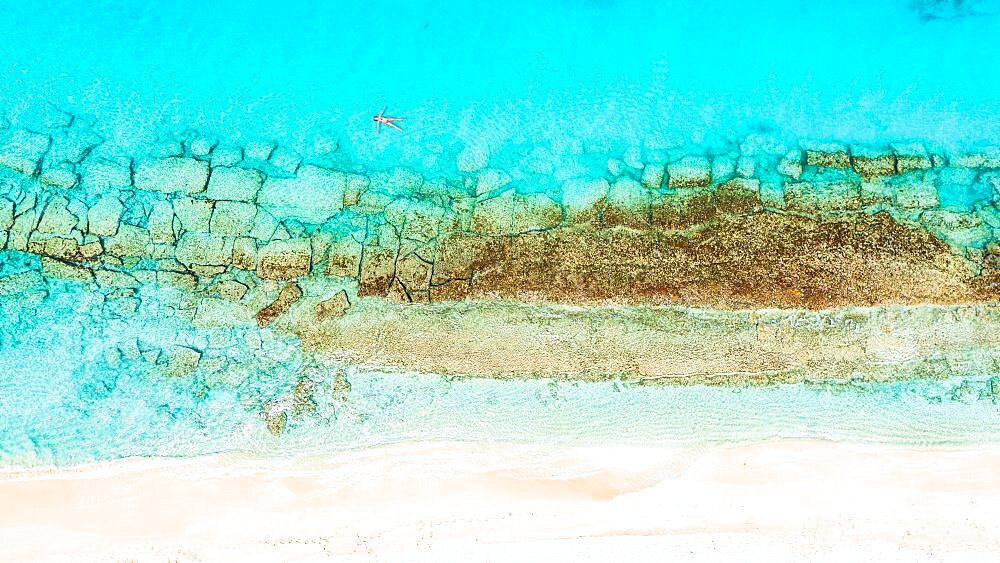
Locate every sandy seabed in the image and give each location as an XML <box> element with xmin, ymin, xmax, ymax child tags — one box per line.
<box><xmin>1</xmin><ymin>440</ymin><xmax>999</xmax><ymax>562</ymax></box>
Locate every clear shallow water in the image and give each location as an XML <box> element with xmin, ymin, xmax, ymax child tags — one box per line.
<box><xmin>3</xmin><ymin>1</ymin><xmax>1000</xmax><ymax>465</ymax></box>
<box><xmin>1</xmin><ymin>275</ymin><xmax>999</xmax><ymax>468</ymax></box>
<box><xmin>4</xmin><ymin>0</ymin><xmax>1000</xmax><ymax>167</ymax></box>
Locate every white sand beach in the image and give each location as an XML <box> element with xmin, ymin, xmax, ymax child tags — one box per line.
<box><xmin>2</xmin><ymin>440</ymin><xmax>999</xmax><ymax>562</ymax></box>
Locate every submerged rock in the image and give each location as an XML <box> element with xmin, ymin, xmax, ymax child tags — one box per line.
<box><xmin>0</xmin><ymin>130</ymin><xmax>50</xmax><ymax>176</ymax></box>
<box><xmin>189</xmin><ymin>135</ymin><xmax>218</xmax><ymax>158</ymax></box>
<box><xmin>269</xmin><ymin>146</ymin><xmax>302</xmax><ymax>175</ymax></box>
<box><xmin>264</xmin><ymin>404</ymin><xmax>287</xmax><ymax>436</ymax></box>
<box><xmin>173</xmin><ymin>198</ymin><xmax>214</xmax><ymax>233</ymax></box>
<box><xmin>175</xmin><ymin>233</ymin><xmax>232</xmax><ymax>267</ymax></box>
<box><xmin>211</xmin><ymin>146</ymin><xmax>242</xmax><ymax>167</ymax></box>
<box><xmin>27</xmin><ymin>234</ymin><xmax>102</xmax><ymax>262</ymax></box>
<box><xmin>332</xmin><ymin>371</ymin><xmax>352</xmax><ymax>395</ymax></box>
<box><xmin>39</xmin><ymin>165</ymin><xmax>79</xmax><ymax>189</ymax></box>
<box><xmin>474</xmin><ymin>168</ymin><xmax>511</xmax><ymax>196</ymax></box>
<box><xmin>257</xmin><ymin>165</ymin><xmax>352</xmax><ymax>224</ymax></box>
<box><xmin>640</xmin><ymin>163</ymin><xmax>665</xmax><ymax>189</ymax></box>
<box><xmin>604</xmin><ymin>177</ymin><xmax>650</xmax><ymax>227</ymax></box>
<box><xmin>147</xmin><ymin>140</ymin><xmax>183</xmax><ymax>159</ymax></box>
<box><xmin>911</xmin><ymin>0</ymin><xmax>1000</xmax><ymax>21</ymax></box>
<box><xmin>890</xmin><ymin>142</ymin><xmax>932</xmax><ymax>174</ymax></box>
<box><xmin>851</xmin><ymin>145</ymin><xmax>897</xmax><ymax>179</ymax></box>
<box><xmin>513</xmin><ymin>193</ymin><xmax>563</xmax><ymax>233</ymax></box>
<box><xmin>156</xmin><ymin>270</ymin><xmax>197</xmax><ymax>290</ymax></box>
<box><xmin>937</xmin><ymin>166</ymin><xmax>978</xmax><ymax>186</ymax></box>
<box><xmin>784</xmin><ymin>181</ymin><xmax>861</xmax><ymax>212</ymax></box>
<box><xmin>95</xmin><ymin>269</ymin><xmax>139</xmax><ymax>289</ymax></box>
<box><xmin>894</xmin><ymin>181</ymin><xmax>939</xmax><ymax>209</ymax></box>
<box><xmin>205</xmin><ymin>166</ymin><xmax>262</xmax><ymax>202</ymax></box>
<box><xmin>736</xmin><ymin>156</ymin><xmax>756</xmax><ymax>178</ymax></box>
<box><xmin>315</xmin><ymin>289</ymin><xmax>351</xmax><ymax>320</ymax></box>
<box><xmin>209</xmin><ymin>201</ymin><xmax>257</xmax><ymax>237</ymax></box>
<box><xmin>36</xmin><ymin>197</ymin><xmax>79</xmax><ymax>235</ymax></box>
<box><xmin>951</xmin><ymin>147</ymin><xmax>1000</xmax><ymax>169</ymax></box>
<box><xmin>324</xmin><ymin>237</ymin><xmax>363</xmax><ymax>277</ymax></box>
<box><xmin>213</xmin><ymin>279</ymin><xmax>249</xmax><ymax>301</ymax></box>
<box><xmin>920</xmin><ymin>209</ymin><xmax>992</xmax><ymax>249</ymax></box>
<box><xmin>370</xmin><ymin>167</ymin><xmax>424</xmax><ymax>195</ymax></box>
<box><xmin>147</xmin><ymin>201</ymin><xmax>177</xmax><ymax>243</ymax></box>
<box><xmin>7</xmin><ymin>114</ymin><xmax>1000</xmax><ymax>380</ymax></box>
<box><xmin>232</xmin><ymin>237</ymin><xmax>259</xmax><ymax>270</ymax></box>
<box><xmin>801</xmin><ymin>140</ymin><xmax>851</xmax><ymax>169</ymax></box>
<box><xmin>163</xmin><ymin>345</ymin><xmax>201</xmax><ymax>377</ymax></box>
<box><xmin>0</xmin><ymin>198</ymin><xmax>14</xmax><ymax>231</ymax></box>
<box><xmin>711</xmin><ymin>155</ymin><xmax>737</xmax><ymax>184</ymax></box>
<box><xmin>776</xmin><ymin>150</ymin><xmax>803</xmax><ymax>179</ymax></box>
<box><xmin>292</xmin><ymin>378</ymin><xmax>318</xmax><ymax>415</ymax></box>
<box><xmin>88</xmin><ymin>195</ymin><xmax>125</xmax><ymax>237</ymax></box>
<box><xmin>192</xmin><ymin>297</ymin><xmax>254</xmax><ymax>328</ymax></box>
<box><xmin>243</xmin><ymin>140</ymin><xmax>276</xmax><ymax>163</ymax></box>
<box><xmin>623</xmin><ymin>146</ymin><xmax>643</xmax><ymax>169</ymax></box>
<box><xmin>257</xmin><ymin>238</ymin><xmax>312</xmax><ymax>280</ymax></box>
<box><xmin>562</xmin><ymin>178</ymin><xmax>609</xmax><ymax>222</ymax></box>
<box><xmin>256</xmin><ymin>281</ymin><xmax>304</xmax><ymax>328</ymax></box>
<box><xmin>606</xmin><ymin>158</ymin><xmax>626</xmax><ymax>177</ymax></box>
<box><xmin>104</xmin><ymin>224</ymin><xmax>151</xmax><ymax>258</ymax></box>
<box><xmin>134</xmin><ymin>157</ymin><xmax>209</xmax><ymax>194</ymax></box>
<box><xmin>48</xmin><ymin>126</ymin><xmax>103</xmax><ymax>165</ymax></box>
<box><xmin>41</xmin><ymin>257</ymin><xmax>93</xmax><ymax>283</ymax></box>
<box><xmin>8</xmin><ymin>208</ymin><xmax>39</xmax><ymax>252</ymax></box>
<box><xmin>667</xmin><ymin>156</ymin><xmax>712</xmax><ymax>188</ymax></box>
<box><xmin>471</xmin><ymin>190</ymin><xmax>515</xmax><ymax>236</ymax></box>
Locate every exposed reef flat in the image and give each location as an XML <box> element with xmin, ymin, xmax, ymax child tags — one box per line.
<box><xmin>298</xmin><ymin>299</ymin><xmax>1000</xmax><ymax>384</ymax></box>
<box><xmin>2</xmin><ymin>113</ymin><xmax>1000</xmax><ymax>396</ymax></box>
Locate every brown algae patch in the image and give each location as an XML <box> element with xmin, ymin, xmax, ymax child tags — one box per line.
<box><xmin>427</xmin><ymin>210</ymin><xmax>992</xmax><ymax>309</ymax></box>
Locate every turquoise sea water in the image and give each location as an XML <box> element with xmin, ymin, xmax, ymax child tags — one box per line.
<box><xmin>4</xmin><ymin>1</ymin><xmax>1000</xmax><ymax>165</ymax></box>
<box><xmin>1</xmin><ymin>274</ymin><xmax>999</xmax><ymax>468</ymax></box>
<box><xmin>3</xmin><ymin>0</ymin><xmax>1000</xmax><ymax>465</ymax></box>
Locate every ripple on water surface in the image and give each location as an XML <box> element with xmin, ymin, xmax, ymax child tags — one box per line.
<box><xmin>3</xmin><ymin>1</ymin><xmax>1000</xmax><ymax>467</ymax></box>
<box><xmin>3</xmin><ymin>281</ymin><xmax>1000</xmax><ymax>468</ymax></box>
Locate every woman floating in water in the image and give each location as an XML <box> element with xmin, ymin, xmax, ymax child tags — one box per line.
<box><xmin>374</xmin><ymin>106</ymin><xmax>404</xmax><ymax>134</ymax></box>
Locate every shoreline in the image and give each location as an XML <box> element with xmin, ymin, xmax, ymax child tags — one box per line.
<box><xmin>3</xmin><ymin>440</ymin><xmax>1000</xmax><ymax>561</ymax></box>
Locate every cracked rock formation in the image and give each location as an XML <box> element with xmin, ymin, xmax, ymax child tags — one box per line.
<box><xmin>2</xmin><ymin>112</ymin><xmax>1000</xmax><ymax>387</ymax></box>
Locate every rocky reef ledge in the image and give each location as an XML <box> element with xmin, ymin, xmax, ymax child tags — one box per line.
<box><xmin>2</xmin><ymin>111</ymin><xmax>1000</xmax><ymax>391</ymax></box>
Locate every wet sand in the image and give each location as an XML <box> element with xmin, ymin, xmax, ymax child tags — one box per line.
<box><xmin>2</xmin><ymin>440</ymin><xmax>999</xmax><ymax>562</ymax></box>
